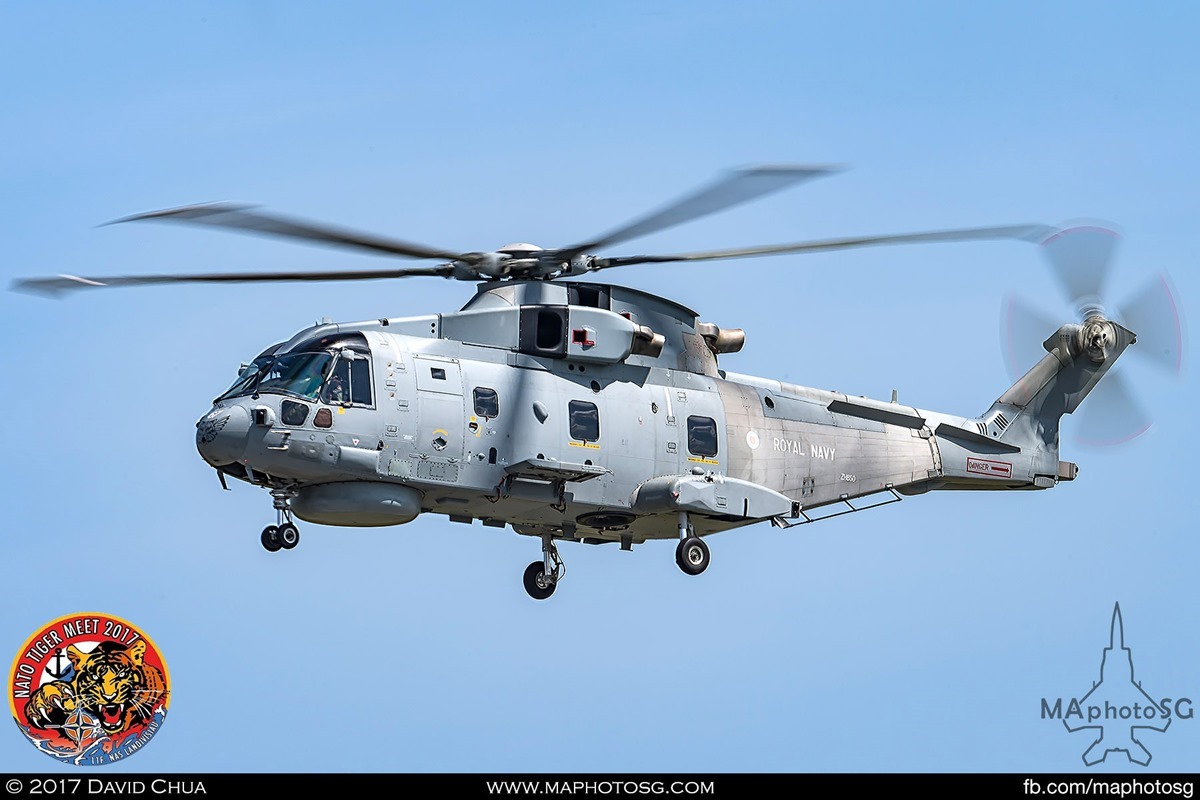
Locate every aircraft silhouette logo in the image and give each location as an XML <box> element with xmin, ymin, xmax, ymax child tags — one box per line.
<box><xmin>1042</xmin><ymin>603</ymin><xmax>1194</xmax><ymax>766</ymax></box>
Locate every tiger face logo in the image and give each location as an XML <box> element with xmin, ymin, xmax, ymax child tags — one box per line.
<box><xmin>8</xmin><ymin>613</ymin><xmax>170</xmax><ymax>765</ymax></box>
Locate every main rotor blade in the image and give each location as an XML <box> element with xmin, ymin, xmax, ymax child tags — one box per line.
<box><xmin>1040</xmin><ymin>225</ymin><xmax>1119</xmax><ymax>310</ymax></box>
<box><xmin>560</xmin><ymin>165</ymin><xmax>836</xmax><ymax>258</ymax></box>
<box><xmin>113</xmin><ymin>203</ymin><xmax>471</xmax><ymax>263</ymax></box>
<box><xmin>596</xmin><ymin>224</ymin><xmax>1056</xmax><ymax>270</ymax></box>
<box><xmin>1117</xmin><ymin>273</ymin><xmax>1185</xmax><ymax>374</ymax></box>
<box><xmin>12</xmin><ymin>266</ymin><xmax>454</xmax><ymax>297</ymax></box>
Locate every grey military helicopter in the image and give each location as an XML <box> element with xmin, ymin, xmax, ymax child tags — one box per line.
<box><xmin>16</xmin><ymin>166</ymin><xmax>1180</xmax><ymax>599</ymax></box>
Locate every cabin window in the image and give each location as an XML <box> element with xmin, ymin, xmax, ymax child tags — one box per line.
<box><xmin>568</xmin><ymin>400</ymin><xmax>600</xmax><ymax>442</ymax></box>
<box><xmin>473</xmin><ymin>387</ymin><xmax>499</xmax><ymax>418</ymax></box>
<box><xmin>687</xmin><ymin>415</ymin><xmax>718</xmax><ymax>457</ymax></box>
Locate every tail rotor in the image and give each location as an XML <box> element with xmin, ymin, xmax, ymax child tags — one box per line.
<box><xmin>1000</xmin><ymin>225</ymin><xmax>1184</xmax><ymax>446</ymax></box>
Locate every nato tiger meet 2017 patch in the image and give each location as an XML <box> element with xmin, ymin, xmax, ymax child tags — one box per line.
<box><xmin>8</xmin><ymin>613</ymin><xmax>170</xmax><ymax>765</ymax></box>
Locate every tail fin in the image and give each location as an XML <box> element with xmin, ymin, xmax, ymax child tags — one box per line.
<box><xmin>981</xmin><ymin>317</ymin><xmax>1136</xmax><ymax>457</ymax></box>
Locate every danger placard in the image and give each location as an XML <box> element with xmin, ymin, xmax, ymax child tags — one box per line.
<box><xmin>967</xmin><ymin>457</ymin><xmax>1013</xmax><ymax>478</ymax></box>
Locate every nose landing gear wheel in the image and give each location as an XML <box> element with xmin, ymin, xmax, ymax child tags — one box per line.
<box><xmin>264</xmin><ymin>489</ymin><xmax>300</xmax><ymax>553</ymax></box>
<box><xmin>675</xmin><ymin>536</ymin><xmax>710</xmax><ymax>575</ymax></box>
<box><xmin>523</xmin><ymin>561</ymin><xmax>557</xmax><ymax>600</ymax></box>
<box><xmin>261</xmin><ymin>525</ymin><xmax>282</xmax><ymax>552</ymax></box>
<box><xmin>278</xmin><ymin>523</ymin><xmax>300</xmax><ymax>550</ymax></box>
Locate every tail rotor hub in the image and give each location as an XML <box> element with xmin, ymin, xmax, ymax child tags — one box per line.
<box><xmin>1078</xmin><ymin>316</ymin><xmax>1113</xmax><ymax>363</ymax></box>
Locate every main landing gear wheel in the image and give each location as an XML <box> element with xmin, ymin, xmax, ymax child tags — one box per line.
<box><xmin>675</xmin><ymin>537</ymin><xmax>710</xmax><ymax>576</ymax></box>
<box><xmin>278</xmin><ymin>523</ymin><xmax>300</xmax><ymax>550</ymax></box>
<box><xmin>261</xmin><ymin>525</ymin><xmax>282</xmax><ymax>553</ymax></box>
<box><xmin>523</xmin><ymin>561</ymin><xmax>557</xmax><ymax>600</ymax></box>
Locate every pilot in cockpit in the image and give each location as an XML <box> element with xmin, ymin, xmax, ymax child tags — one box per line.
<box><xmin>325</xmin><ymin>372</ymin><xmax>347</xmax><ymax>404</ymax></box>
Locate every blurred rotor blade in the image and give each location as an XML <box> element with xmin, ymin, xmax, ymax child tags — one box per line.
<box><xmin>1040</xmin><ymin>226</ymin><xmax>1119</xmax><ymax>309</ymax></box>
<box><xmin>1117</xmin><ymin>273</ymin><xmax>1185</xmax><ymax>374</ymax></box>
<box><xmin>597</xmin><ymin>224</ymin><xmax>1056</xmax><ymax>270</ymax></box>
<box><xmin>1001</xmin><ymin>294</ymin><xmax>1060</xmax><ymax>381</ymax></box>
<box><xmin>12</xmin><ymin>266</ymin><xmax>455</xmax><ymax>297</ymax></box>
<box><xmin>1072</xmin><ymin>370</ymin><xmax>1153</xmax><ymax>447</ymax></box>
<box><xmin>112</xmin><ymin>203</ymin><xmax>471</xmax><ymax>262</ymax></box>
<box><xmin>560</xmin><ymin>165</ymin><xmax>836</xmax><ymax>258</ymax></box>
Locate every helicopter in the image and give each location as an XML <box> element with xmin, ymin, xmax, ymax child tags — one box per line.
<box><xmin>15</xmin><ymin>165</ymin><xmax>1178</xmax><ymax>600</ymax></box>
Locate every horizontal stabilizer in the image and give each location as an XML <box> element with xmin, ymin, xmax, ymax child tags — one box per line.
<box><xmin>828</xmin><ymin>399</ymin><xmax>926</xmax><ymax>429</ymax></box>
<box><xmin>935</xmin><ymin>423</ymin><xmax>1021</xmax><ymax>453</ymax></box>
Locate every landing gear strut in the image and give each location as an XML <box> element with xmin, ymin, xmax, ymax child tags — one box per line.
<box><xmin>262</xmin><ymin>489</ymin><xmax>300</xmax><ymax>553</ymax></box>
<box><xmin>674</xmin><ymin>512</ymin><xmax>710</xmax><ymax>575</ymax></box>
<box><xmin>523</xmin><ymin>534</ymin><xmax>566</xmax><ymax>600</ymax></box>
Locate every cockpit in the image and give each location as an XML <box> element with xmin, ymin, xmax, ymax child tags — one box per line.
<box><xmin>218</xmin><ymin>333</ymin><xmax>373</xmax><ymax>407</ymax></box>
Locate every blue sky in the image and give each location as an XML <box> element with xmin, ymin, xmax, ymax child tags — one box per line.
<box><xmin>2</xmin><ymin>2</ymin><xmax>1197</xmax><ymax>772</ymax></box>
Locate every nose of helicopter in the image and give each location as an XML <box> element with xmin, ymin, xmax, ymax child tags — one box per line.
<box><xmin>196</xmin><ymin>405</ymin><xmax>251</xmax><ymax>466</ymax></box>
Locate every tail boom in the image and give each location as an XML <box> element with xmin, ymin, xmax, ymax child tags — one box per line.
<box><xmin>916</xmin><ymin>316</ymin><xmax>1135</xmax><ymax>493</ymax></box>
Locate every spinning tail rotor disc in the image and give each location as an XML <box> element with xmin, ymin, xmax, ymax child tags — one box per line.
<box><xmin>1001</xmin><ymin>225</ymin><xmax>1184</xmax><ymax>446</ymax></box>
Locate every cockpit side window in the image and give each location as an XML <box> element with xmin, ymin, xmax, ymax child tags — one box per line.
<box><xmin>321</xmin><ymin>355</ymin><xmax>373</xmax><ymax>407</ymax></box>
<box><xmin>350</xmin><ymin>358</ymin><xmax>372</xmax><ymax>406</ymax></box>
<box><xmin>322</xmin><ymin>359</ymin><xmax>351</xmax><ymax>404</ymax></box>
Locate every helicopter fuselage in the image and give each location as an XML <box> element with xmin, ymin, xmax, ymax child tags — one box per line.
<box><xmin>196</xmin><ymin>280</ymin><xmax>1122</xmax><ymax>548</ymax></box>
<box><xmin>17</xmin><ymin>167</ymin><xmax>1148</xmax><ymax>599</ymax></box>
